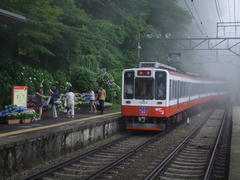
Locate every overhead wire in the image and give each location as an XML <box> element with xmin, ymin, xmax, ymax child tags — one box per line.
<box><xmin>238</xmin><ymin>0</ymin><xmax>240</xmax><ymax>22</ymax></box>
<box><xmin>191</xmin><ymin>0</ymin><xmax>208</xmax><ymax>36</ymax></box>
<box><xmin>183</xmin><ymin>0</ymin><xmax>206</xmax><ymax>37</ymax></box>
<box><xmin>234</xmin><ymin>0</ymin><xmax>236</xmax><ymax>22</ymax></box>
<box><xmin>215</xmin><ymin>0</ymin><xmax>223</xmax><ymax>22</ymax></box>
<box><xmin>228</xmin><ymin>0</ymin><xmax>231</xmax><ymax>21</ymax></box>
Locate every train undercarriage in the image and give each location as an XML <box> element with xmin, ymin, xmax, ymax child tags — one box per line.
<box><xmin>124</xmin><ymin>110</ymin><xmax>190</xmax><ymax>131</ymax></box>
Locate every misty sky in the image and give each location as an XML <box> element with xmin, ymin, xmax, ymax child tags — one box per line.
<box><xmin>178</xmin><ymin>0</ymin><xmax>238</xmax><ymax>37</ymax></box>
<box><xmin>176</xmin><ymin>0</ymin><xmax>240</xmax><ymax>86</ymax></box>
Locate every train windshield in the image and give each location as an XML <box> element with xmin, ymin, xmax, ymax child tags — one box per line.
<box><xmin>135</xmin><ymin>78</ymin><xmax>154</xmax><ymax>99</ymax></box>
<box><xmin>155</xmin><ymin>71</ymin><xmax>166</xmax><ymax>100</ymax></box>
<box><xmin>124</xmin><ymin>71</ymin><xmax>134</xmax><ymax>99</ymax></box>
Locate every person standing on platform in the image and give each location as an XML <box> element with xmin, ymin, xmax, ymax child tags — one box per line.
<box><xmin>89</xmin><ymin>88</ymin><xmax>97</xmax><ymax>113</ymax></box>
<box><xmin>66</xmin><ymin>87</ymin><xmax>75</xmax><ymax>118</ymax></box>
<box><xmin>35</xmin><ymin>86</ymin><xmax>44</xmax><ymax>120</ymax></box>
<box><xmin>49</xmin><ymin>84</ymin><xmax>60</xmax><ymax>119</ymax></box>
<box><xmin>97</xmin><ymin>86</ymin><xmax>106</xmax><ymax>114</ymax></box>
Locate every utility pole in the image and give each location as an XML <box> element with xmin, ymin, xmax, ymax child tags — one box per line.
<box><xmin>137</xmin><ymin>33</ymin><xmax>141</xmax><ymax>59</ymax></box>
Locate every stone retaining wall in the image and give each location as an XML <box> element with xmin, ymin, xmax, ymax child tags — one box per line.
<box><xmin>0</xmin><ymin>115</ymin><xmax>123</xmax><ymax>179</ymax></box>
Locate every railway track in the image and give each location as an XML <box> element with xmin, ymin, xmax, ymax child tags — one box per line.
<box><xmin>144</xmin><ymin>108</ymin><xmax>230</xmax><ymax>180</ymax></box>
<box><xmin>24</xmin><ymin>131</ymin><xmax>164</xmax><ymax>180</ymax></box>
<box><xmin>24</xmin><ymin>106</ymin><xmax>230</xmax><ymax>180</ymax></box>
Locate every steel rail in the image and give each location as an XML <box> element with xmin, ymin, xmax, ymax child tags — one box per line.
<box><xmin>203</xmin><ymin>108</ymin><xmax>228</xmax><ymax>180</ymax></box>
<box><xmin>24</xmin><ymin>134</ymin><xmax>130</xmax><ymax>180</ymax></box>
<box><xmin>25</xmin><ymin>116</ymin><xmax>184</xmax><ymax>180</ymax></box>
<box><xmin>85</xmin><ymin>131</ymin><xmax>164</xmax><ymax>180</ymax></box>
<box><xmin>85</xmin><ymin>121</ymin><xmax>184</xmax><ymax>180</ymax></box>
<box><xmin>144</xmin><ymin>110</ymin><xmax>214</xmax><ymax>180</ymax></box>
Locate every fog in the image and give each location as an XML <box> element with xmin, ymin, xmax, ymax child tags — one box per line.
<box><xmin>175</xmin><ymin>0</ymin><xmax>240</xmax><ymax>94</ymax></box>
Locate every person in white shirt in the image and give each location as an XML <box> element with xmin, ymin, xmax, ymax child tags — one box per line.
<box><xmin>89</xmin><ymin>88</ymin><xmax>97</xmax><ymax>113</ymax></box>
<box><xmin>66</xmin><ymin>87</ymin><xmax>75</xmax><ymax>118</ymax></box>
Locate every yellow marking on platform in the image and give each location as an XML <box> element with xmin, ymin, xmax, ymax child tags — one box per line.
<box><xmin>0</xmin><ymin>111</ymin><xmax>121</xmax><ymax>137</ymax></box>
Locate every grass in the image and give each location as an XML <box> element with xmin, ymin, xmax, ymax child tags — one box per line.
<box><xmin>111</xmin><ymin>103</ymin><xmax>121</xmax><ymax>109</ymax></box>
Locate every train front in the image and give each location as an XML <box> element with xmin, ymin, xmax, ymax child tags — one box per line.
<box><xmin>121</xmin><ymin>68</ymin><xmax>169</xmax><ymax>131</ymax></box>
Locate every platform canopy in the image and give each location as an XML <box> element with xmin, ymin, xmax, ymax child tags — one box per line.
<box><xmin>0</xmin><ymin>8</ymin><xmax>26</xmax><ymax>27</ymax></box>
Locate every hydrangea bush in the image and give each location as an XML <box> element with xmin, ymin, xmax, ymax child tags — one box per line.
<box><xmin>0</xmin><ymin>105</ymin><xmax>38</xmax><ymax>122</ymax></box>
<box><xmin>96</xmin><ymin>69</ymin><xmax>121</xmax><ymax>102</ymax></box>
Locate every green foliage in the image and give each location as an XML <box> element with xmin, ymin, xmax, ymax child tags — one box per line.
<box><xmin>16</xmin><ymin>65</ymin><xmax>55</xmax><ymax>94</ymax></box>
<box><xmin>71</xmin><ymin>66</ymin><xmax>97</xmax><ymax>92</ymax></box>
<box><xmin>0</xmin><ymin>0</ymin><xmax>191</xmax><ymax>105</ymax></box>
<box><xmin>0</xmin><ymin>57</ymin><xmax>54</xmax><ymax>105</ymax></box>
<box><xmin>96</xmin><ymin>69</ymin><xmax>121</xmax><ymax>102</ymax></box>
<box><xmin>21</xmin><ymin>109</ymin><xmax>38</xmax><ymax>120</ymax></box>
<box><xmin>53</xmin><ymin>71</ymin><xmax>72</xmax><ymax>93</ymax></box>
<box><xmin>0</xmin><ymin>0</ymin><xmax>63</xmax><ymax>60</ymax></box>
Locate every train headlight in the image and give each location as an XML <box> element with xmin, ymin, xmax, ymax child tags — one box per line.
<box><xmin>126</xmin><ymin>101</ymin><xmax>131</xmax><ymax>104</ymax></box>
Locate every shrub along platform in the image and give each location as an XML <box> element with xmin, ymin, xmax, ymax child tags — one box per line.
<box><xmin>0</xmin><ymin>109</ymin><xmax>123</xmax><ymax>179</ymax></box>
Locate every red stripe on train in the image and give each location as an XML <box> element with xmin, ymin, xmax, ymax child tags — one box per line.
<box><xmin>122</xmin><ymin>95</ymin><xmax>222</xmax><ymax>117</ymax></box>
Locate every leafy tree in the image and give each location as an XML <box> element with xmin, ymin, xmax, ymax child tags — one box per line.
<box><xmin>0</xmin><ymin>0</ymin><xmax>191</xmax><ymax>105</ymax></box>
<box><xmin>71</xmin><ymin>66</ymin><xmax>97</xmax><ymax>92</ymax></box>
<box><xmin>0</xmin><ymin>0</ymin><xmax>63</xmax><ymax>61</ymax></box>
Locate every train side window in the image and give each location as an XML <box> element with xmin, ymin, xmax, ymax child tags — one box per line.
<box><xmin>190</xmin><ymin>83</ymin><xmax>193</xmax><ymax>96</ymax></box>
<box><xmin>155</xmin><ymin>71</ymin><xmax>166</xmax><ymax>100</ymax></box>
<box><xmin>183</xmin><ymin>82</ymin><xmax>187</xmax><ymax>97</ymax></box>
<box><xmin>181</xmin><ymin>81</ymin><xmax>184</xmax><ymax>98</ymax></box>
<box><xmin>170</xmin><ymin>80</ymin><xmax>172</xmax><ymax>100</ymax></box>
<box><xmin>175</xmin><ymin>80</ymin><xmax>178</xmax><ymax>99</ymax></box>
<box><xmin>124</xmin><ymin>71</ymin><xmax>134</xmax><ymax>99</ymax></box>
<box><xmin>173</xmin><ymin>81</ymin><xmax>176</xmax><ymax>99</ymax></box>
<box><xmin>180</xmin><ymin>81</ymin><xmax>182</xmax><ymax>98</ymax></box>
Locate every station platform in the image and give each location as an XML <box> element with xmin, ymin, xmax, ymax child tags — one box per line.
<box><xmin>0</xmin><ymin>108</ymin><xmax>122</xmax><ymax>178</ymax></box>
<box><xmin>229</xmin><ymin>106</ymin><xmax>240</xmax><ymax>180</ymax></box>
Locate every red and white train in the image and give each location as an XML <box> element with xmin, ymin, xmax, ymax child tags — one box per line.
<box><xmin>121</xmin><ymin>62</ymin><xmax>226</xmax><ymax>131</ymax></box>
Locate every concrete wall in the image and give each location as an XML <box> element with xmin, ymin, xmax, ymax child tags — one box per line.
<box><xmin>0</xmin><ymin>116</ymin><xmax>123</xmax><ymax>179</ymax></box>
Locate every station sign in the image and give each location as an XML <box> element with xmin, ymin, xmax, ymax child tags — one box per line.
<box><xmin>12</xmin><ymin>86</ymin><xmax>28</xmax><ymax>107</ymax></box>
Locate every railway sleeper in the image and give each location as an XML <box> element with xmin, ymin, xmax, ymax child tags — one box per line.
<box><xmin>166</xmin><ymin>167</ymin><xmax>204</xmax><ymax>174</ymax></box>
<box><xmin>179</xmin><ymin>152</ymin><xmax>209</xmax><ymax>158</ymax></box>
<box><xmin>71</xmin><ymin>163</ymin><xmax>107</xmax><ymax>169</ymax></box>
<box><xmin>100</xmin><ymin>150</ymin><xmax>127</xmax><ymax>154</ymax></box>
<box><xmin>78</xmin><ymin>159</ymin><xmax>113</xmax><ymax>164</ymax></box>
<box><xmin>42</xmin><ymin>177</ymin><xmax>58</xmax><ymax>180</ymax></box>
<box><xmin>183</xmin><ymin>146</ymin><xmax>211</xmax><ymax>151</ymax></box>
<box><xmin>169</xmin><ymin>163</ymin><xmax>205</xmax><ymax>170</ymax></box>
<box><xmin>53</xmin><ymin>172</ymin><xmax>87</xmax><ymax>179</ymax></box>
<box><xmin>63</xmin><ymin>167</ymin><xmax>96</xmax><ymax>173</ymax></box>
<box><xmin>172</xmin><ymin>161</ymin><xmax>207</xmax><ymax>166</ymax></box>
<box><xmin>176</xmin><ymin>156</ymin><xmax>208</xmax><ymax>161</ymax></box>
<box><xmin>162</xmin><ymin>171</ymin><xmax>203</xmax><ymax>179</ymax></box>
<box><xmin>95</xmin><ymin>152</ymin><xmax>122</xmax><ymax>157</ymax></box>
<box><xmin>215</xmin><ymin>169</ymin><xmax>225</xmax><ymax>175</ymax></box>
<box><xmin>213</xmin><ymin>174</ymin><xmax>225</xmax><ymax>179</ymax></box>
<box><xmin>174</xmin><ymin>156</ymin><xmax>208</xmax><ymax>163</ymax></box>
<box><xmin>159</xmin><ymin>176</ymin><xmax>191</xmax><ymax>180</ymax></box>
<box><xmin>181</xmin><ymin>149</ymin><xmax>209</xmax><ymax>154</ymax></box>
<box><xmin>86</xmin><ymin>156</ymin><xmax>117</xmax><ymax>162</ymax></box>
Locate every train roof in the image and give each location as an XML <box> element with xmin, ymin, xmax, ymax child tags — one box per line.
<box><xmin>123</xmin><ymin>62</ymin><xmax>224</xmax><ymax>83</ymax></box>
<box><xmin>139</xmin><ymin>62</ymin><xmax>177</xmax><ymax>71</ymax></box>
